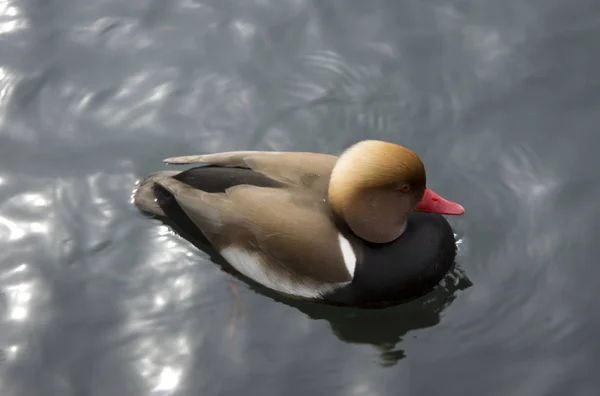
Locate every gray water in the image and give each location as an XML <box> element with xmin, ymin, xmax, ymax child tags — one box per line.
<box><xmin>1</xmin><ymin>0</ymin><xmax>599</xmax><ymax>395</ymax></box>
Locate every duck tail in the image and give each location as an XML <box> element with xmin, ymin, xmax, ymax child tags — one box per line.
<box><xmin>132</xmin><ymin>171</ymin><xmax>181</xmax><ymax>216</ymax></box>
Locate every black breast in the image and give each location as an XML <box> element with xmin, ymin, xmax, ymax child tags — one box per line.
<box><xmin>324</xmin><ymin>212</ymin><xmax>458</xmax><ymax>307</ymax></box>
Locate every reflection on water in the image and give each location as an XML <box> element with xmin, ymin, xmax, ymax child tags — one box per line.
<box><xmin>1</xmin><ymin>0</ymin><xmax>600</xmax><ymax>395</ymax></box>
<box><xmin>287</xmin><ymin>267</ymin><xmax>472</xmax><ymax>367</ymax></box>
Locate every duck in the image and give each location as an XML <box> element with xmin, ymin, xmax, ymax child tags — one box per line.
<box><xmin>133</xmin><ymin>140</ymin><xmax>465</xmax><ymax>307</ymax></box>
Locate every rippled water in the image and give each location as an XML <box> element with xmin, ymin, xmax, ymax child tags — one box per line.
<box><xmin>1</xmin><ymin>0</ymin><xmax>599</xmax><ymax>395</ymax></box>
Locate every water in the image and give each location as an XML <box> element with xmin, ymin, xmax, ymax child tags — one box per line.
<box><xmin>1</xmin><ymin>0</ymin><xmax>599</xmax><ymax>395</ymax></box>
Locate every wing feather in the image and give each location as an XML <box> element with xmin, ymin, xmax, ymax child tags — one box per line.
<box><xmin>164</xmin><ymin>151</ymin><xmax>338</xmax><ymax>191</ymax></box>
<box><xmin>156</xmin><ymin>177</ymin><xmax>354</xmax><ymax>284</ymax></box>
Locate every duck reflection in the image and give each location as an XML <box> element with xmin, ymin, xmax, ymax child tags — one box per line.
<box><xmin>142</xmin><ymin>185</ymin><xmax>472</xmax><ymax>366</ymax></box>
<box><xmin>277</xmin><ymin>267</ymin><xmax>470</xmax><ymax>366</ymax></box>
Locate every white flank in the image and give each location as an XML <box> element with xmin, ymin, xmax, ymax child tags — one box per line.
<box><xmin>219</xmin><ymin>247</ymin><xmax>347</xmax><ymax>299</ymax></box>
<box><xmin>338</xmin><ymin>234</ymin><xmax>357</xmax><ymax>277</ymax></box>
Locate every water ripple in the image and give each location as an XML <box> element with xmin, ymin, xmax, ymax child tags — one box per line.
<box><xmin>1</xmin><ymin>0</ymin><xmax>599</xmax><ymax>394</ymax></box>
<box><xmin>0</xmin><ymin>0</ymin><xmax>27</xmax><ymax>36</ymax></box>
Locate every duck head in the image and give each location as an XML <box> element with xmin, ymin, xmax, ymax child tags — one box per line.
<box><xmin>328</xmin><ymin>140</ymin><xmax>465</xmax><ymax>244</ymax></box>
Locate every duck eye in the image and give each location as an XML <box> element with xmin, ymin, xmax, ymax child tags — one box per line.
<box><xmin>399</xmin><ymin>184</ymin><xmax>411</xmax><ymax>192</ymax></box>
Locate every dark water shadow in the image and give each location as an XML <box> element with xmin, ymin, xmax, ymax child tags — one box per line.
<box><xmin>274</xmin><ymin>268</ymin><xmax>471</xmax><ymax>366</ymax></box>
<box><xmin>139</xmin><ymin>186</ymin><xmax>472</xmax><ymax>366</ymax></box>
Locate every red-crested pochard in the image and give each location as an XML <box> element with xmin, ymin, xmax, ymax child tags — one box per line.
<box><xmin>134</xmin><ymin>140</ymin><xmax>465</xmax><ymax>307</ymax></box>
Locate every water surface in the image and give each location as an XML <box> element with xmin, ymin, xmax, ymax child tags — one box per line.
<box><xmin>1</xmin><ymin>0</ymin><xmax>599</xmax><ymax>395</ymax></box>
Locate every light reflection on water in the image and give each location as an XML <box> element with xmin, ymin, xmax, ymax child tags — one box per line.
<box><xmin>0</xmin><ymin>0</ymin><xmax>599</xmax><ymax>395</ymax></box>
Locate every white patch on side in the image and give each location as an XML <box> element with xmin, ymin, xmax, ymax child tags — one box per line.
<box><xmin>219</xmin><ymin>247</ymin><xmax>347</xmax><ymax>299</ymax></box>
<box><xmin>338</xmin><ymin>234</ymin><xmax>357</xmax><ymax>278</ymax></box>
